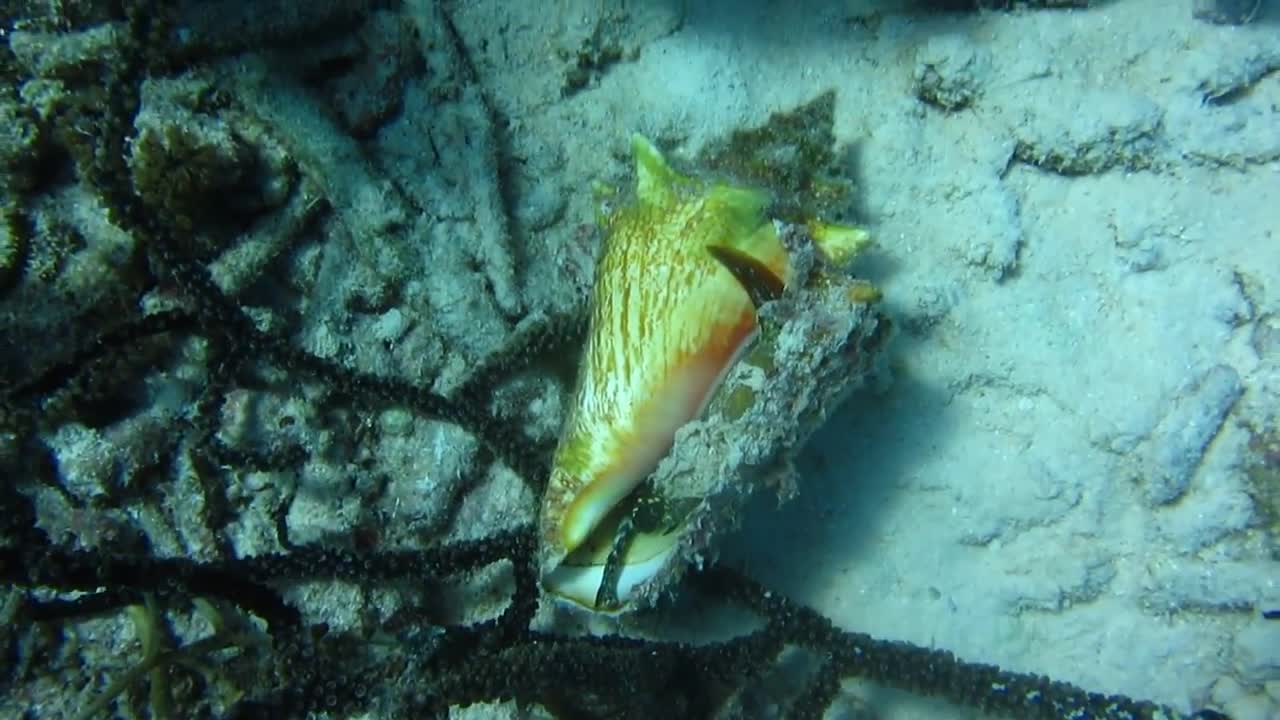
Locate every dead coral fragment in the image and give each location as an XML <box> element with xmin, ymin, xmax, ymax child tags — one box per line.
<box><xmin>131</xmin><ymin>123</ymin><xmax>251</xmax><ymax>241</ymax></box>
<box><xmin>129</xmin><ymin>87</ymin><xmax>298</xmax><ymax>258</ymax></box>
<box><xmin>313</xmin><ymin>10</ymin><xmax>421</xmax><ymax>137</ymax></box>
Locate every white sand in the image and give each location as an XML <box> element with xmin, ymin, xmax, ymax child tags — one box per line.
<box><xmin>480</xmin><ymin>0</ymin><xmax>1280</xmax><ymax>715</ymax></box>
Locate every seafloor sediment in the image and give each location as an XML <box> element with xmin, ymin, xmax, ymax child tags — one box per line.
<box><xmin>1</xmin><ymin>1</ymin><xmax>1277</xmax><ymax>719</ymax></box>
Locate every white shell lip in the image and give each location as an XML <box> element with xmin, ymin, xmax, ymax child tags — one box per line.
<box><xmin>543</xmin><ymin>541</ymin><xmax>680</xmax><ymax>614</ymax></box>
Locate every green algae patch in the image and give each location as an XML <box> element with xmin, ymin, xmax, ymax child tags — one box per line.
<box><xmin>697</xmin><ymin>91</ymin><xmax>857</xmax><ymax>224</ymax></box>
<box><xmin>1245</xmin><ymin>424</ymin><xmax>1280</xmax><ymax>554</ymax></box>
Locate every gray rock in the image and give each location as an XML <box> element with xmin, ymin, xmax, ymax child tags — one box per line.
<box><xmin>1233</xmin><ymin>618</ymin><xmax>1280</xmax><ymax>686</ymax></box>
<box><xmin>1142</xmin><ymin>559</ymin><xmax>1276</xmax><ymax>613</ymax></box>
<box><xmin>1147</xmin><ymin>365</ymin><xmax>1244</xmax><ymax>505</ymax></box>
<box><xmin>1011</xmin><ymin>88</ymin><xmax>1164</xmax><ymax>174</ymax></box>
<box><xmin>1185</xmin><ymin>43</ymin><xmax>1280</xmax><ymax>105</ymax></box>
<box><xmin>1252</xmin><ymin>314</ymin><xmax>1280</xmax><ymax>359</ymax></box>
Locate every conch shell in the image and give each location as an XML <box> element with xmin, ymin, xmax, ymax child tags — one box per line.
<box><xmin>539</xmin><ymin>134</ymin><xmax>883</xmax><ymax>612</ymax></box>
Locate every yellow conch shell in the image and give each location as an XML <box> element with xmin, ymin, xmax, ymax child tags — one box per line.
<box><xmin>539</xmin><ymin>135</ymin><xmax>869</xmax><ymax>611</ymax></box>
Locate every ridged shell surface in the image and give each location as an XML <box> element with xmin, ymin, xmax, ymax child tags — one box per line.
<box><xmin>539</xmin><ymin>136</ymin><xmax>787</xmax><ymax>581</ymax></box>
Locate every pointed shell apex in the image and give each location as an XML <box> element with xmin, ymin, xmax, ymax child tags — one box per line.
<box><xmin>808</xmin><ymin>220</ymin><xmax>872</xmax><ymax>266</ymax></box>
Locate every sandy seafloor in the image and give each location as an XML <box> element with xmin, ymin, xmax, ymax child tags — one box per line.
<box><xmin>454</xmin><ymin>0</ymin><xmax>1280</xmax><ymax>715</ymax></box>
<box><xmin>681</xmin><ymin>2</ymin><xmax>1280</xmax><ymax>718</ymax></box>
<box><xmin>2</xmin><ymin>0</ymin><xmax>1279</xmax><ymax>718</ymax></box>
<box><xmin>491</xmin><ymin>0</ymin><xmax>1280</xmax><ymax>712</ymax></box>
<box><xmin>689</xmin><ymin>1</ymin><xmax>1280</xmax><ymax>717</ymax></box>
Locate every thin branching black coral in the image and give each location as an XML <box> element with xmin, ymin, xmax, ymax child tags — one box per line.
<box><xmin>2</xmin><ymin>505</ymin><xmax>1231</xmax><ymax>720</ymax></box>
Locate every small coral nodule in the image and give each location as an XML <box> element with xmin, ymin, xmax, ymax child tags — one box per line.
<box><xmin>539</xmin><ymin>135</ymin><xmax>876</xmax><ymax>612</ymax></box>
